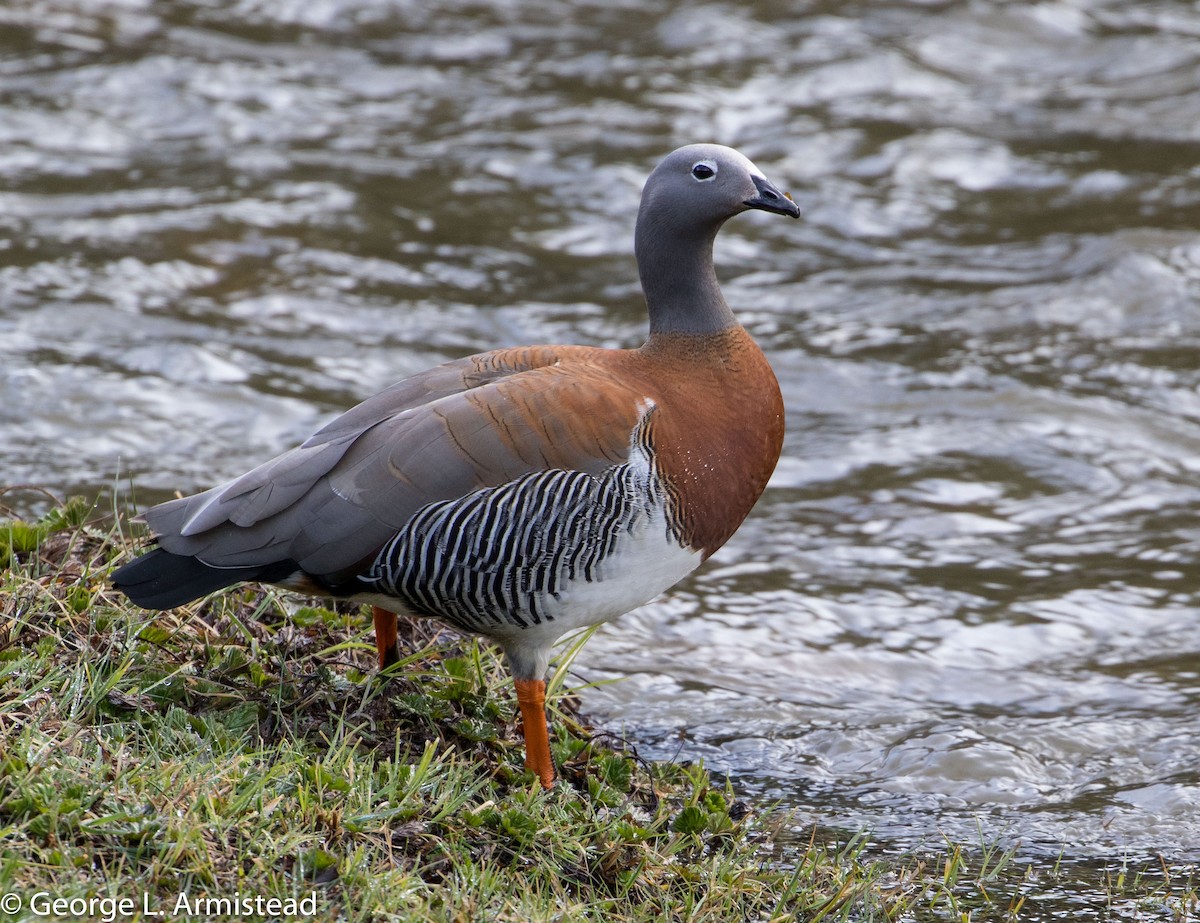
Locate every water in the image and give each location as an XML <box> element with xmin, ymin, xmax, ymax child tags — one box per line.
<box><xmin>4</xmin><ymin>0</ymin><xmax>1200</xmax><ymax>897</ymax></box>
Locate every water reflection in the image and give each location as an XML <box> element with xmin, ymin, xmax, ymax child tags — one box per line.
<box><xmin>3</xmin><ymin>0</ymin><xmax>1200</xmax><ymax>877</ymax></box>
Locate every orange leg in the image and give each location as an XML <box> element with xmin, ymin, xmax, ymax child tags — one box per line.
<box><xmin>372</xmin><ymin>605</ymin><xmax>399</xmax><ymax>669</ymax></box>
<box><xmin>514</xmin><ymin>677</ymin><xmax>555</xmax><ymax>789</ymax></box>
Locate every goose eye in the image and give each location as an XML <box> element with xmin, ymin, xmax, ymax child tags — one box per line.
<box><xmin>691</xmin><ymin>162</ymin><xmax>717</xmax><ymax>181</ymax></box>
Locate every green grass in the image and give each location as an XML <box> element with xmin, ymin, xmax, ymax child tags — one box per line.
<box><xmin>1</xmin><ymin>494</ymin><xmax>1197</xmax><ymax>922</ymax></box>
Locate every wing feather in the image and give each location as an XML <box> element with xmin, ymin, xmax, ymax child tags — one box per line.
<box><xmin>142</xmin><ymin>346</ymin><xmax>648</xmax><ymax>582</ymax></box>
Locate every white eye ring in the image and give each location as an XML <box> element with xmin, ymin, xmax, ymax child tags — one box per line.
<box><xmin>691</xmin><ymin>161</ymin><xmax>718</xmax><ymax>181</ymax></box>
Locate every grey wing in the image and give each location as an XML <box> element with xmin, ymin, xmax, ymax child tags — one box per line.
<box><xmin>139</xmin><ymin>346</ymin><xmax>642</xmax><ymax>582</ymax></box>
<box><xmin>139</xmin><ymin>351</ymin><xmax>531</xmax><ymax>577</ymax></box>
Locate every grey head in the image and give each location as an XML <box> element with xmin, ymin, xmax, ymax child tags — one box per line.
<box><xmin>635</xmin><ymin>143</ymin><xmax>799</xmax><ymax>337</ymax></box>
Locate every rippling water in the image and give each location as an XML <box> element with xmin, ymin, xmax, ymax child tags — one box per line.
<box><xmin>4</xmin><ymin>0</ymin><xmax>1200</xmax><ymax>893</ymax></box>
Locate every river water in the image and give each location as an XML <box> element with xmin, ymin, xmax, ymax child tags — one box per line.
<box><xmin>3</xmin><ymin>0</ymin><xmax>1200</xmax><ymax>905</ymax></box>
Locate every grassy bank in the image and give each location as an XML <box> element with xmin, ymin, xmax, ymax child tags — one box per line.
<box><xmin>1</xmin><ymin>494</ymin><xmax>1196</xmax><ymax>921</ymax></box>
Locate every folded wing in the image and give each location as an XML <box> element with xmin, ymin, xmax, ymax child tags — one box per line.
<box><xmin>137</xmin><ymin>345</ymin><xmax>648</xmax><ymax>582</ymax></box>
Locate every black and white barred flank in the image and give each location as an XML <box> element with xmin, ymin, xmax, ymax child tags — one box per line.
<box><xmin>359</xmin><ymin>410</ymin><xmax>678</xmax><ymax>633</ymax></box>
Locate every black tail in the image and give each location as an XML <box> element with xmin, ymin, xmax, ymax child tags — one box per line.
<box><xmin>111</xmin><ymin>548</ymin><xmax>298</xmax><ymax>610</ymax></box>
